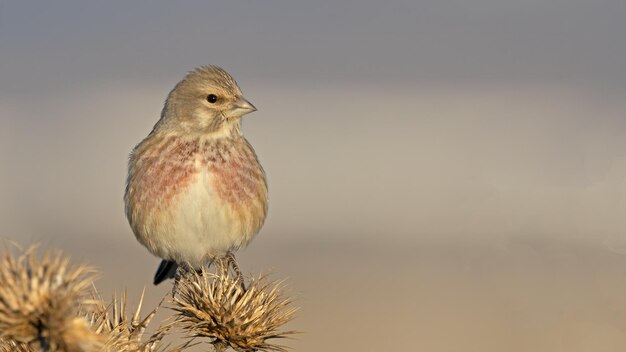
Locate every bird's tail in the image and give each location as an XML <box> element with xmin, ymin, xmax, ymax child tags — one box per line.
<box><xmin>154</xmin><ymin>260</ymin><xmax>178</xmax><ymax>285</ymax></box>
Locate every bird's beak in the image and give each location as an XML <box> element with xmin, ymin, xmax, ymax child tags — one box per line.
<box><xmin>231</xmin><ymin>97</ymin><xmax>257</xmax><ymax>117</ymax></box>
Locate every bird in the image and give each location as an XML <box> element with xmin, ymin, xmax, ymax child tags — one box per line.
<box><xmin>124</xmin><ymin>65</ymin><xmax>268</xmax><ymax>286</ymax></box>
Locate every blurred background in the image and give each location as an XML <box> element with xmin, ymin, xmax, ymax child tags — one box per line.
<box><xmin>1</xmin><ymin>1</ymin><xmax>626</xmax><ymax>351</ymax></box>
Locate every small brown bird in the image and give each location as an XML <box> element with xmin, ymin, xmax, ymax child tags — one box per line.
<box><xmin>124</xmin><ymin>65</ymin><xmax>268</xmax><ymax>285</ymax></box>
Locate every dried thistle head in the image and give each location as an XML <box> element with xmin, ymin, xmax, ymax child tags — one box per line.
<box><xmin>0</xmin><ymin>245</ymin><xmax>101</xmax><ymax>352</ymax></box>
<box><xmin>171</xmin><ymin>263</ymin><xmax>298</xmax><ymax>352</ymax></box>
<box><xmin>0</xmin><ymin>338</ymin><xmax>36</xmax><ymax>352</ymax></box>
<box><xmin>87</xmin><ymin>288</ymin><xmax>190</xmax><ymax>352</ymax></box>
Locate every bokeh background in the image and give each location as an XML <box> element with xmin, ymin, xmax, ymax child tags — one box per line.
<box><xmin>2</xmin><ymin>1</ymin><xmax>626</xmax><ymax>351</ymax></box>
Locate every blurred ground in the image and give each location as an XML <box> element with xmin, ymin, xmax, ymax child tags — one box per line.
<box><xmin>52</xmin><ymin>235</ymin><xmax>626</xmax><ymax>352</ymax></box>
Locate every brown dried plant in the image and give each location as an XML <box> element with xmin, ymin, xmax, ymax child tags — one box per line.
<box><xmin>0</xmin><ymin>245</ymin><xmax>101</xmax><ymax>352</ymax></box>
<box><xmin>87</xmin><ymin>289</ymin><xmax>189</xmax><ymax>352</ymax></box>
<box><xmin>171</xmin><ymin>262</ymin><xmax>298</xmax><ymax>352</ymax></box>
<box><xmin>0</xmin><ymin>339</ymin><xmax>37</xmax><ymax>352</ymax></box>
<box><xmin>0</xmin><ymin>245</ymin><xmax>298</xmax><ymax>352</ymax></box>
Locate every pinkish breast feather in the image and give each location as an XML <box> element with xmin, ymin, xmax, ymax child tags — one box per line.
<box><xmin>129</xmin><ymin>136</ymin><xmax>265</xmax><ymax>214</ymax></box>
<box><xmin>129</xmin><ymin>137</ymin><xmax>200</xmax><ymax>212</ymax></box>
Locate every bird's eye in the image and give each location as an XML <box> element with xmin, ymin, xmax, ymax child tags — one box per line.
<box><xmin>206</xmin><ymin>94</ymin><xmax>219</xmax><ymax>104</ymax></box>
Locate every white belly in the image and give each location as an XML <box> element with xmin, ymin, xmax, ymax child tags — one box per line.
<box><xmin>152</xmin><ymin>170</ymin><xmax>251</xmax><ymax>266</ymax></box>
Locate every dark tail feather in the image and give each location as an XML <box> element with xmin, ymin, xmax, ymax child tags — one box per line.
<box><xmin>154</xmin><ymin>260</ymin><xmax>178</xmax><ymax>285</ymax></box>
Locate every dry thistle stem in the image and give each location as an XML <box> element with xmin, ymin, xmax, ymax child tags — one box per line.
<box><xmin>87</xmin><ymin>289</ymin><xmax>189</xmax><ymax>352</ymax></box>
<box><xmin>171</xmin><ymin>263</ymin><xmax>298</xmax><ymax>352</ymax></box>
<box><xmin>0</xmin><ymin>245</ymin><xmax>100</xmax><ymax>352</ymax></box>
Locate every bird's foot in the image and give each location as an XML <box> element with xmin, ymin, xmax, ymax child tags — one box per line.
<box><xmin>172</xmin><ymin>262</ymin><xmax>195</xmax><ymax>298</ymax></box>
<box><xmin>224</xmin><ymin>252</ymin><xmax>246</xmax><ymax>291</ymax></box>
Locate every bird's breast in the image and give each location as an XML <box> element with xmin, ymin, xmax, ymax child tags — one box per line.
<box><xmin>126</xmin><ymin>137</ymin><xmax>201</xmax><ymax>214</ymax></box>
<box><xmin>125</xmin><ymin>135</ymin><xmax>268</xmax><ymax>261</ymax></box>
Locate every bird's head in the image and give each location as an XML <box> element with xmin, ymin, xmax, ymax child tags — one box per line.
<box><xmin>158</xmin><ymin>65</ymin><xmax>256</xmax><ymax>136</ymax></box>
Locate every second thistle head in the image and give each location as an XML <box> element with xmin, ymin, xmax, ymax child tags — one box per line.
<box><xmin>157</xmin><ymin>65</ymin><xmax>257</xmax><ymax>135</ymax></box>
